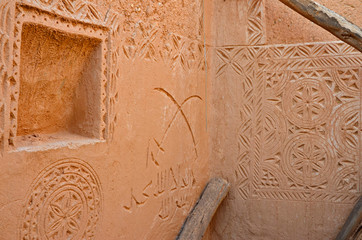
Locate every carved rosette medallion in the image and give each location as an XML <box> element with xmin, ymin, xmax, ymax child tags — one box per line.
<box><xmin>282</xmin><ymin>134</ymin><xmax>335</xmax><ymax>186</ymax></box>
<box><xmin>283</xmin><ymin>79</ymin><xmax>333</xmax><ymax>128</ymax></box>
<box><xmin>20</xmin><ymin>159</ymin><xmax>102</xmax><ymax>240</ymax></box>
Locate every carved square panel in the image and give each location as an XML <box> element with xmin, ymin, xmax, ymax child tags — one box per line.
<box><xmin>216</xmin><ymin>42</ymin><xmax>362</xmax><ymax>203</ymax></box>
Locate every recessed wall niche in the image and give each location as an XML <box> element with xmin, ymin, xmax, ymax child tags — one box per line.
<box><xmin>9</xmin><ymin>4</ymin><xmax>110</xmax><ymax>151</ymax></box>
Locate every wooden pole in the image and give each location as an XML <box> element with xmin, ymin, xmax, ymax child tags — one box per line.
<box><xmin>277</xmin><ymin>0</ymin><xmax>362</xmax><ymax>52</ymax></box>
<box><xmin>336</xmin><ymin>196</ymin><xmax>362</xmax><ymax>240</ymax></box>
<box><xmin>176</xmin><ymin>178</ymin><xmax>230</xmax><ymax>240</ymax></box>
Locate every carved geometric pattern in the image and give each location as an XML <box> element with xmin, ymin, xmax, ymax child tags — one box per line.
<box><xmin>263</xmin><ymin>103</ymin><xmax>286</xmax><ymax>153</ymax></box>
<box><xmin>330</xmin><ymin>101</ymin><xmax>360</xmax><ymax>159</ymax></box>
<box><xmin>20</xmin><ymin>158</ymin><xmax>102</xmax><ymax>239</ymax></box>
<box><xmin>282</xmin><ymin>134</ymin><xmax>335</xmax><ymax>186</ymax></box>
<box><xmin>216</xmin><ymin>41</ymin><xmax>362</xmax><ymax>203</ymax></box>
<box><xmin>122</xmin><ymin>24</ymin><xmax>205</xmax><ymax>72</ymax></box>
<box><xmin>247</xmin><ymin>0</ymin><xmax>266</xmax><ymax>45</ymax></box>
<box><xmin>0</xmin><ymin>1</ymin><xmax>13</xmax><ymax>150</ymax></box>
<box><xmin>110</xmin><ymin>0</ymin><xmax>205</xmax><ymax>70</ymax></box>
<box><xmin>0</xmin><ymin>1</ymin><xmax>204</xmax><ymax>150</ymax></box>
<box><xmin>21</xmin><ymin>0</ymin><xmax>106</xmax><ymax>25</ymax></box>
<box><xmin>283</xmin><ymin>79</ymin><xmax>334</xmax><ymax>128</ymax></box>
<box><xmin>106</xmin><ymin>11</ymin><xmax>121</xmax><ymax>141</ymax></box>
<box><xmin>1</xmin><ymin>0</ymin><xmax>119</xmax><ymax>150</ymax></box>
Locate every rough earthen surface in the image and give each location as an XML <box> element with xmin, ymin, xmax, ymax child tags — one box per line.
<box><xmin>266</xmin><ymin>0</ymin><xmax>362</xmax><ymax>44</ymax></box>
<box><xmin>0</xmin><ymin>0</ymin><xmax>207</xmax><ymax>239</ymax></box>
<box><xmin>18</xmin><ymin>23</ymin><xmax>102</xmax><ymax>137</ymax></box>
<box><xmin>0</xmin><ymin>0</ymin><xmax>361</xmax><ymax>239</ymax></box>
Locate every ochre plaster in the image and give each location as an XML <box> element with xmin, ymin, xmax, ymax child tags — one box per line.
<box><xmin>0</xmin><ymin>0</ymin><xmax>360</xmax><ymax>239</ymax></box>
<box><xmin>0</xmin><ymin>0</ymin><xmax>207</xmax><ymax>239</ymax></box>
<box><xmin>207</xmin><ymin>1</ymin><xmax>362</xmax><ymax>240</ymax></box>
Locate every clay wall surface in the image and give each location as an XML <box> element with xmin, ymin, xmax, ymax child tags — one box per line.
<box><xmin>207</xmin><ymin>0</ymin><xmax>362</xmax><ymax>240</ymax></box>
<box><xmin>0</xmin><ymin>0</ymin><xmax>361</xmax><ymax>239</ymax></box>
<box><xmin>266</xmin><ymin>0</ymin><xmax>362</xmax><ymax>44</ymax></box>
<box><xmin>0</xmin><ymin>0</ymin><xmax>208</xmax><ymax>239</ymax></box>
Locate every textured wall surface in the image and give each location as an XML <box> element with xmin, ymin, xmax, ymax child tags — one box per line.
<box><xmin>0</xmin><ymin>0</ymin><xmax>361</xmax><ymax>239</ymax></box>
<box><xmin>0</xmin><ymin>0</ymin><xmax>208</xmax><ymax>239</ymax></box>
<box><xmin>207</xmin><ymin>0</ymin><xmax>362</xmax><ymax>240</ymax></box>
<box><xmin>266</xmin><ymin>0</ymin><xmax>362</xmax><ymax>44</ymax></box>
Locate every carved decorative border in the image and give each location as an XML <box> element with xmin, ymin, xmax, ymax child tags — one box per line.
<box><xmin>121</xmin><ymin>26</ymin><xmax>205</xmax><ymax>72</ymax></box>
<box><xmin>0</xmin><ymin>1</ymin><xmax>15</xmax><ymax>151</ymax></box>
<box><xmin>216</xmin><ymin>41</ymin><xmax>362</xmax><ymax>203</ymax></box>
<box><xmin>247</xmin><ymin>0</ymin><xmax>266</xmax><ymax>45</ymax></box>
<box><xmin>20</xmin><ymin>0</ymin><xmax>107</xmax><ymax>26</ymax></box>
<box><xmin>0</xmin><ymin>1</ymin><xmax>120</xmax><ymax>150</ymax></box>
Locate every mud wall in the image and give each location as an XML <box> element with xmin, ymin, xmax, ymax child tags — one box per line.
<box><xmin>0</xmin><ymin>0</ymin><xmax>208</xmax><ymax>239</ymax></box>
<box><xmin>207</xmin><ymin>0</ymin><xmax>362</xmax><ymax>239</ymax></box>
<box><xmin>0</xmin><ymin>0</ymin><xmax>361</xmax><ymax>239</ymax></box>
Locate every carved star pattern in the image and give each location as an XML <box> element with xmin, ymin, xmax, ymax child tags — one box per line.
<box><xmin>291</xmin><ymin>142</ymin><xmax>327</xmax><ymax>179</ymax></box>
<box><xmin>292</xmin><ymin>84</ymin><xmax>325</xmax><ymax>122</ymax></box>
<box><xmin>46</xmin><ymin>191</ymin><xmax>82</xmax><ymax>239</ymax></box>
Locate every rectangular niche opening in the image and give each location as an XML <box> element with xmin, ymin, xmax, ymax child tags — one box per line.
<box><xmin>16</xmin><ymin>23</ymin><xmax>104</xmax><ymax>149</ymax></box>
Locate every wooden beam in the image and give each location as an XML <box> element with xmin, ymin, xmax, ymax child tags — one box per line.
<box><xmin>336</xmin><ymin>196</ymin><xmax>362</xmax><ymax>240</ymax></box>
<box><xmin>176</xmin><ymin>178</ymin><xmax>230</xmax><ymax>240</ymax></box>
<box><xmin>277</xmin><ymin>0</ymin><xmax>362</xmax><ymax>52</ymax></box>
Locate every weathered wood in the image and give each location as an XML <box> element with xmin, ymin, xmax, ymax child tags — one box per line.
<box><xmin>277</xmin><ymin>0</ymin><xmax>362</xmax><ymax>52</ymax></box>
<box><xmin>176</xmin><ymin>178</ymin><xmax>230</xmax><ymax>240</ymax></box>
<box><xmin>336</xmin><ymin>196</ymin><xmax>362</xmax><ymax>240</ymax></box>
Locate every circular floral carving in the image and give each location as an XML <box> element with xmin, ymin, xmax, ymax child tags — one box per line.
<box><xmin>20</xmin><ymin>159</ymin><xmax>102</xmax><ymax>240</ymax></box>
<box><xmin>330</xmin><ymin>101</ymin><xmax>360</xmax><ymax>158</ymax></box>
<box><xmin>282</xmin><ymin>134</ymin><xmax>335</xmax><ymax>185</ymax></box>
<box><xmin>283</xmin><ymin>79</ymin><xmax>333</xmax><ymax>128</ymax></box>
